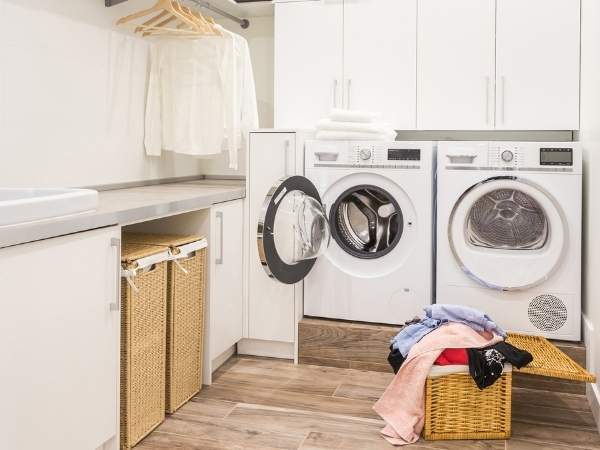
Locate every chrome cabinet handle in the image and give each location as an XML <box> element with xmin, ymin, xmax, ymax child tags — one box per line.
<box><xmin>216</xmin><ymin>211</ymin><xmax>223</xmax><ymax>265</ymax></box>
<box><xmin>333</xmin><ymin>79</ymin><xmax>338</xmax><ymax>108</ymax></box>
<box><xmin>485</xmin><ymin>76</ymin><xmax>490</xmax><ymax>124</ymax></box>
<box><xmin>501</xmin><ymin>76</ymin><xmax>506</xmax><ymax>124</ymax></box>
<box><xmin>347</xmin><ymin>79</ymin><xmax>352</xmax><ymax>110</ymax></box>
<box><xmin>284</xmin><ymin>139</ymin><xmax>290</xmax><ymax>176</ymax></box>
<box><xmin>110</xmin><ymin>237</ymin><xmax>120</xmax><ymax>311</ymax></box>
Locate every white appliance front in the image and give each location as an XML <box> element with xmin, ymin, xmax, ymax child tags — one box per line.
<box><xmin>301</xmin><ymin>140</ymin><xmax>435</xmax><ymax>325</ymax></box>
<box><xmin>436</xmin><ymin>141</ymin><xmax>582</xmax><ymax>341</ymax></box>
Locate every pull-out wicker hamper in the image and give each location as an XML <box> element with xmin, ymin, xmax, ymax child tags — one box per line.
<box><xmin>120</xmin><ymin>243</ymin><xmax>170</xmax><ymax>450</ymax></box>
<box><xmin>122</xmin><ymin>232</ymin><xmax>207</xmax><ymax>414</ymax></box>
<box><xmin>422</xmin><ymin>332</ymin><xmax>596</xmax><ymax>441</ymax></box>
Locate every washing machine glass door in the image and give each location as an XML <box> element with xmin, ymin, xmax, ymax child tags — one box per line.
<box><xmin>449</xmin><ymin>176</ymin><xmax>568</xmax><ymax>290</ymax></box>
<box><xmin>257</xmin><ymin>175</ymin><xmax>331</xmax><ymax>284</ymax></box>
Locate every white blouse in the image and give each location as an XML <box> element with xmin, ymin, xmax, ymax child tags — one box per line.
<box><xmin>144</xmin><ymin>31</ymin><xmax>258</xmax><ymax>170</ymax></box>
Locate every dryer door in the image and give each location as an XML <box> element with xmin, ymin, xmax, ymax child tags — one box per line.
<box><xmin>257</xmin><ymin>175</ymin><xmax>331</xmax><ymax>284</ymax></box>
<box><xmin>449</xmin><ymin>176</ymin><xmax>568</xmax><ymax>290</ymax></box>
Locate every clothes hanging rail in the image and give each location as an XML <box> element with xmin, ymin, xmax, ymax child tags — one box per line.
<box><xmin>105</xmin><ymin>0</ymin><xmax>250</xmax><ymax>29</ymax></box>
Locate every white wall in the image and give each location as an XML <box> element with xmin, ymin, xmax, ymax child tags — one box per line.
<box><xmin>201</xmin><ymin>15</ymin><xmax>274</xmax><ymax>178</ymax></box>
<box><xmin>0</xmin><ymin>0</ymin><xmax>203</xmax><ymax>188</ymax></box>
<box><xmin>578</xmin><ymin>0</ymin><xmax>600</xmax><ymax>428</ymax></box>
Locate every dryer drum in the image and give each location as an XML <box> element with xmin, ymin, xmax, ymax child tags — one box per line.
<box><xmin>330</xmin><ymin>185</ymin><xmax>403</xmax><ymax>259</ymax></box>
<box><xmin>467</xmin><ymin>188</ymin><xmax>549</xmax><ymax>250</ymax></box>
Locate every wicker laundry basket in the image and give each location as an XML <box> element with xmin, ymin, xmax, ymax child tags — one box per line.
<box><xmin>122</xmin><ymin>233</ymin><xmax>207</xmax><ymax>414</ymax></box>
<box><xmin>423</xmin><ymin>365</ymin><xmax>512</xmax><ymax>440</ymax></box>
<box><xmin>120</xmin><ymin>242</ymin><xmax>170</xmax><ymax>450</ymax></box>
<box><xmin>422</xmin><ymin>332</ymin><xmax>596</xmax><ymax>441</ymax></box>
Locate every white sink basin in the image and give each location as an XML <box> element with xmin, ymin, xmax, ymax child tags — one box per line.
<box><xmin>0</xmin><ymin>188</ymin><xmax>98</xmax><ymax>227</ymax></box>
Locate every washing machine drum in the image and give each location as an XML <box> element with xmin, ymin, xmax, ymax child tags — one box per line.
<box><xmin>330</xmin><ymin>185</ymin><xmax>403</xmax><ymax>259</ymax></box>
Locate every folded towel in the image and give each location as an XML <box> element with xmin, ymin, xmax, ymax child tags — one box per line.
<box><xmin>330</xmin><ymin>108</ymin><xmax>383</xmax><ymax>123</ymax></box>
<box><xmin>316</xmin><ymin>130</ymin><xmax>397</xmax><ymax>141</ymax></box>
<box><xmin>316</xmin><ymin>118</ymin><xmax>394</xmax><ymax>134</ymax></box>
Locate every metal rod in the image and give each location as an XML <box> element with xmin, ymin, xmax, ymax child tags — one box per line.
<box><xmin>189</xmin><ymin>0</ymin><xmax>250</xmax><ymax>28</ymax></box>
<box><xmin>105</xmin><ymin>0</ymin><xmax>250</xmax><ymax>29</ymax></box>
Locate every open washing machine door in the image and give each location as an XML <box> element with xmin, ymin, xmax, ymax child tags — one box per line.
<box><xmin>257</xmin><ymin>175</ymin><xmax>331</xmax><ymax>284</ymax></box>
<box><xmin>449</xmin><ymin>176</ymin><xmax>568</xmax><ymax>291</ymax></box>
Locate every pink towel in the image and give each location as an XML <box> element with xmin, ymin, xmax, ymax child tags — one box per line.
<box><xmin>373</xmin><ymin>322</ymin><xmax>504</xmax><ymax>445</ymax></box>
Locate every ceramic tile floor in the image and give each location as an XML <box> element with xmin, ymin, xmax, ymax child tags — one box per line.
<box><xmin>136</xmin><ymin>355</ymin><xmax>600</xmax><ymax>450</ymax></box>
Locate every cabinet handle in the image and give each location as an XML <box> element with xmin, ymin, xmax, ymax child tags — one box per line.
<box><xmin>333</xmin><ymin>79</ymin><xmax>338</xmax><ymax>108</ymax></box>
<box><xmin>485</xmin><ymin>76</ymin><xmax>490</xmax><ymax>124</ymax></box>
<box><xmin>110</xmin><ymin>237</ymin><xmax>120</xmax><ymax>311</ymax></box>
<box><xmin>284</xmin><ymin>139</ymin><xmax>290</xmax><ymax>176</ymax></box>
<box><xmin>347</xmin><ymin>79</ymin><xmax>352</xmax><ymax>110</ymax></box>
<box><xmin>216</xmin><ymin>211</ymin><xmax>224</xmax><ymax>265</ymax></box>
<box><xmin>501</xmin><ymin>76</ymin><xmax>506</xmax><ymax>124</ymax></box>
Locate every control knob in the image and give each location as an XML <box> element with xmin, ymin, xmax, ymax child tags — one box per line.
<box><xmin>360</xmin><ymin>148</ymin><xmax>372</xmax><ymax>160</ymax></box>
<box><xmin>501</xmin><ymin>150</ymin><xmax>514</xmax><ymax>162</ymax></box>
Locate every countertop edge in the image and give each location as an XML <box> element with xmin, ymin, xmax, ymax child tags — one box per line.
<box><xmin>0</xmin><ymin>188</ymin><xmax>245</xmax><ymax>249</ymax></box>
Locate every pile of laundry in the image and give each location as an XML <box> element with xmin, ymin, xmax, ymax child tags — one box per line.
<box><xmin>315</xmin><ymin>108</ymin><xmax>397</xmax><ymax>141</ymax></box>
<box><xmin>373</xmin><ymin>304</ymin><xmax>533</xmax><ymax>446</ymax></box>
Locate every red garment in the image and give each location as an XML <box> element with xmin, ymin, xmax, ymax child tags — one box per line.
<box><xmin>434</xmin><ymin>347</ymin><xmax>469</xmax><ymax>365</ymax></box>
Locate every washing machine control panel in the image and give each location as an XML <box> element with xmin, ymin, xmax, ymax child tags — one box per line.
<box><xmin>349</xmin><ymin>143</ymin><xmax>422</xmax><ymax>169</ymax></box>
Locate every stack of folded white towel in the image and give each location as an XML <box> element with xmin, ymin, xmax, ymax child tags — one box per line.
<box><xmin>315</xmin><ymin>108</ymin><xmax>397</xmax><ymax>141</ymax></box>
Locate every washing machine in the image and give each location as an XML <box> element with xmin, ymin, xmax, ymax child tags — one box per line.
<box><xmin>436</xmin><ymin>141</ymin><xmax>582</xmax><ymax>341</ymax></box>
<box><xmin>257</xmin><ymin>140</ymin><xmax>436</xmax><ymax>325</ymax></box>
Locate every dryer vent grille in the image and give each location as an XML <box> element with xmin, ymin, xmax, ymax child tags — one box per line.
<box><xmin>528</xmin><ymin>295</ymin><xmax>568</xmax><ymax>332</ymax></box>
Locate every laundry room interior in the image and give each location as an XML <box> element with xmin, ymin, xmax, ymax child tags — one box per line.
<box><xmin>2</xmin><ymin>0</ymin><xmax>600</xmax><ymax>449</ymax></box>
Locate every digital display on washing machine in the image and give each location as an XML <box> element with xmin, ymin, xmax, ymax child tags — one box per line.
<box><xmin>540</xmin><ymin>148</ymin><xmax>573</xmax><ymax>165</ymax></box>
<box><xmin>388</xmin><ymin>149</ymin><xmax>421</xmax><ymax>161</ymax></box>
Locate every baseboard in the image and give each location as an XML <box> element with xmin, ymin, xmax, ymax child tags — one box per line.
<box><xmin>587</xmin><ymin>384</ymin><xmax>600</xmax><ymax>432</ymax></box>
<box><xmin>583</xmin><ymin>314</ymin><xmax>600</xmax><ymax>432</ymax></box>
<box><xmin>237</xmin><ymin>338</ymin><xmax>294</xmax><ymax>360</ymax></box>
<box><xmin>213</xmin><ymin>344</ymin><xmax>237</xmax><ymax>372</ymax></box>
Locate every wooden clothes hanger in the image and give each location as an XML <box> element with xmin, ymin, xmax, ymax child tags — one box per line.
<box><xmin>117</xmin><ymin>0</ymin><xmax>218</xmax><ymax>37</ymax></box>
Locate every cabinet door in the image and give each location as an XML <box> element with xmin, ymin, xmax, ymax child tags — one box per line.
<box><xmin>417</xmin><ymin>0</ymin><xmax>496</xmax><ymax>130</ymax></box>
<box><xmin>496</xmin><ymin>0</ymin><xmax>580</xmax><ymax>130</ymax></box>
<box><xmin>274</xmin><ymin>0</ymin><xmax>343</xmax><ymax>128</ymax></box>
<box><xmin>0</xmin><ymin>227</ymin><xmax>120</xmax><ymax>450</ymax></box>
<box><xmin>344</xmin><ymin>0</ymin><xmax>417</xmax><ymax>129</ymax></box>
<box><xmin>210</xmin><ymin>200</ymin><xmax>244</xmax><ymax>357</ymax></box>
<box><xmin>248</xmin><ymin>132</ymin><xmax>297</xmax><ymax>343</ymax></box>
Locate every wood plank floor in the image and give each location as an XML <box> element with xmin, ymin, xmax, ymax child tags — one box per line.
<box><xmin>136</xmin><ymin>355</ymin><xmax>600</xmax><ymax>450</ymax></box>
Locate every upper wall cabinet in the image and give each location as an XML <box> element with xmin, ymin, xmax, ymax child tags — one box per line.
<box><xmin>495</xmin><ymin>0</ymin><xmax>580</xmax><ymax>130</ymax></box>
<box><xmin>417</xmin><ymin>0</ymin><xmax>496</xmax><ymax>130</ymax></box>
<box><xmin>417</xmin><ymin>0</ymin><xmax>581</xmax><ymax>131</ymax></box>
<box><xmin>274</xmin><ymin>0</ymin><xmax>417</xmax><ymax>130</ymax></box>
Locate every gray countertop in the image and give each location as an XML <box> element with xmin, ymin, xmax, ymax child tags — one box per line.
<box><xmin>0</xmin><ymin>179</ymin><xmax>246</xmax><ymax>249</ymax></box>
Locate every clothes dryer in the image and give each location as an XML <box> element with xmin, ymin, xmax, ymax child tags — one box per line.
<box><xmin>436</xmin><ymin>141</ymin><xmax>582</xmax><ymax>340</ymax></box>
<box><xmin>256</xmin><ymin>140</ymin><xmax>436</xmax><ymax>325</ymax></box>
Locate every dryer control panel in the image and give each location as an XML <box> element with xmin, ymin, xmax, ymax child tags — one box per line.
<box><xmin>489</xmin><ymin>143</ymin><xmax>526</xmax><ymax>168</ymax></box>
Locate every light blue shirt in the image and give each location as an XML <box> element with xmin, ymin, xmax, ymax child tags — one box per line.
<box><xmin>390</xmin><ymin>304</ymin><xmax>507</xmax><ymax>357</ymax></box>
<box><xmin>424</xmin><ymin>304</ymin><xmax>507</xmax><ymax>339</ymax></box>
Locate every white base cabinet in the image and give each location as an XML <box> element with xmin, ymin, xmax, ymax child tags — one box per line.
<box><xmin>245</xmin><ymin>130</ymin><xmax>314</xmax><ymax>360</ymax></box>
<box><xmin>206</xmin><ymin>200</ymin><xmax>244</xmax><ymax>379</ymax></box>
<box><xmin>0</xmin><ymin>226</ymin><xmax>121</xmax><ymax>450</ymax></box>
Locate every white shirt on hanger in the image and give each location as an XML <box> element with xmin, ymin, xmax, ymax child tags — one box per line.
<box><xmin>217</xmin><ymin>25</ymin><xmax>259</xmax><ymax>154</ymax></box>
<box><xmin>144</xmin><ymin>35</ymin><xmax>238</xmax><ymax>167</ymax></box>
